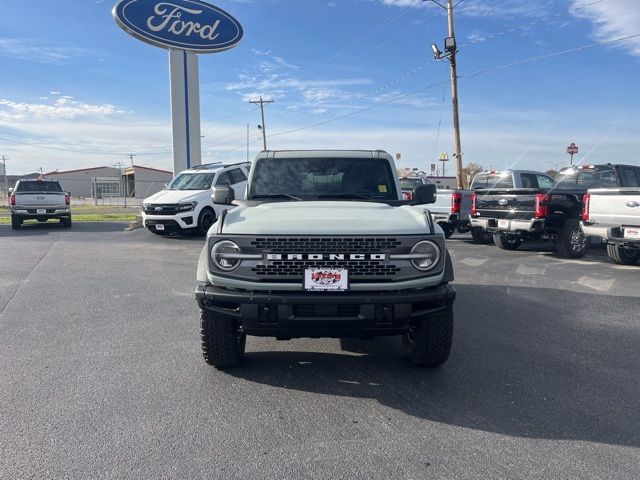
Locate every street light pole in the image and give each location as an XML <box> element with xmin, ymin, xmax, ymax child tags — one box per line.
<box><xmin>427</xmin><ymin>0</ymin><xmax>464</xmax><ymax>189</ymax></box>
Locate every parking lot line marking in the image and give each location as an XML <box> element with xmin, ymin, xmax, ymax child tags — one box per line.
<box><xmin>460</xmin><ymin>258</ymin><xmax>487</xmax><ymax>267</ymax></box>
<box><xmin>516</xmin><ymin>265</ymin><xmax>546</xmax><ymax>275</ymax></box>
<box><xmin>578</xmin><ymin>276</ymin><xmax>616</xmax><ymax>292</ymax></box>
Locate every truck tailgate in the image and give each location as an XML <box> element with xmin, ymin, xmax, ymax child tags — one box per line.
<box><xmin>475</xmin><ymin>188</ymin><xmax>540</xmax><ymax>219</ymax></box>
<box><xmin>14</xmin><ymin>192</ymin><xmax>67</xmax><ymax>207</ymax></box>
<box><xmin>588</xmin><ymin>188</ymin><xmax>640</xmax><ymax>227</ymax></box>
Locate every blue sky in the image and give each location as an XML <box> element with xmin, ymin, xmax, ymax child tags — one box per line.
<box><xmin>1</xmin><ymin>0</ymin><xmax>639</xmax><ymax>176</ymax></box>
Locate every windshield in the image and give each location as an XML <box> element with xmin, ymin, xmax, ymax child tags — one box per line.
<box><xmin>554</xmin><ymin>166</ymin><xmax>618</xmax><ymax>190</ymax></box>
<box><xmin>16</xmin><ymin>181</ymin><xmax>63</xmax><ymax>192</ymax></box>
<box><xmin>249</xmin><ymin>157</ymin><xmax>398</xmax><ymax>200</ymax></box>
<box><xmin>399</xmin><ymin>178</ymin><xmax>425</xmax><ymax>190</ymax></box>
<box><xmin>167</xmin><ymin>173</ymin><xmax>215</xmax><ymax>191</ymax></box>
<box><xmin>471</xmin><ymin>173</ymin><xmax>514</xmax><ymax>189</ymax></box>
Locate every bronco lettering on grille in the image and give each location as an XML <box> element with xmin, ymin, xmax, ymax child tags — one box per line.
<box><xmin>266</xmin><ymin>254</ymin><xmax>387</xmax><ymax>261</ymax></box>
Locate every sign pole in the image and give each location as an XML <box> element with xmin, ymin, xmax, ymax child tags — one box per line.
<box><xmin>169</xmin><ymin>49</ymin><xmax>202</xmax><ymax>174</ymax></box>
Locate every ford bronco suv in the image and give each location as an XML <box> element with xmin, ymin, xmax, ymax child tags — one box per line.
<box><xmin>195</xmin><ymin>150</ymin><xmax>456</xmax><ymax>368</ymax></box>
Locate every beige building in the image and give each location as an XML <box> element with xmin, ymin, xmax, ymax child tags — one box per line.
<box><xmin>44</xmin><ymin>165</ymin><xmax>173</xmax><ymax>199</ymax></box>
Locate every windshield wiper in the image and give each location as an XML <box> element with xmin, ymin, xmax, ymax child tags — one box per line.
<box><xmin>316</xmin><ymin>193</ymin><xmax>377</xmax><ymax>201</ymax></box>
<box><xmin>252</xmin><ymin>193</ymin><xmax>303</xmax><ymax>201</ymax></box>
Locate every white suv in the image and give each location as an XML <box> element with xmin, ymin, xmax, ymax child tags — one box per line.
<box><xmin>142</xmin><ymin>162</ymin><xmax>249</xmax><ymax>235</ymax></box>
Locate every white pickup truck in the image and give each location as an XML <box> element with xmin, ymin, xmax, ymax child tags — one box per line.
<box><xmin>9</xmin><ymin>179</ymin><xmax>71</xmax><ymax>229</ymax></box>
<box><xmin>581</xmin><ymin>187</ymin><xmax>640</xmax><ymax>265</ymax></box>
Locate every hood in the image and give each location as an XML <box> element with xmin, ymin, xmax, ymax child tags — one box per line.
<box><xmin>144</xmin><ymin>189</ymin><xmax>207</xmax><ymax>204</ymax></box>
<box><xmin>220</xmin><ymin>201</ymin><xmax>432</xmax><ymax>235</ymax></box>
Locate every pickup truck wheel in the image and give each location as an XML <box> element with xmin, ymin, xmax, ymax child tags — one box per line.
<box><xmin>493</xmin><ymin>234</ymin><xmax>521</xmax><ymax>250</ymax></box>
<box><xmin>61</xmin><ymin>217</ymin><xmax>72</xmax><ymax>228</ymax></box>
<box><xmin>197</xmin><ymin>209</ymin><xmax>216</xmax><ymax>236</ymax></box>
<box><xmin>439</xmin><ymin>223</ymin><xmax>455</xmax><ymax>239</ymax></box>
<box><xmin>402</xmin><ymin>303</ymin><xmax>453</xmax><ymax>367</ymax></box>
<box><xmin>200</xmin><ymin>310</ymin><xmax>246</xmax><ymax>368</ymax></box>
<box><xmin>607</xmin><ymin>244</ymin><xmax>640</xmax><ymax>265</ymax></box>
<box><xmin>11</xmin><ymin>215</ymin><xmax>22</xmax><ymax>230</ymax></box>
<box><xmin>471</xmin><ymin>227</ymin><xmax>493</xmax><ymax>244</ymax></box>
<box><xmin>456</xmin><ymin>222</ymin><xmax>471</xmax><ymax>234</ymax></box>
<box><xmin>556</xmin><ymin>219</ymin><xmax>588</xmax><ymax>258</ymax></box>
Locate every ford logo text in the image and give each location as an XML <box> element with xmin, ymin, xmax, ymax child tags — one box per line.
<box><xmin>267</xmin><ymin>254</ymin><xmax>386</xmax><ymax>261</ymax></box>
<box><xmin>113</xmin><ymin>0</ymin><xmax>243</xmax><ymax>53</ymax></box>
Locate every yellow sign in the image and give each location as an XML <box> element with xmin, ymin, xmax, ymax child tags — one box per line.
<box><xmin>378</xmin><ymin>185</ymin><xmax>388</xmax><ymax>193</ymax></box>
<box><xmin>439</xmin><ymin>152</ymin><xmax>449</xmax><ymax>161</ymax></box>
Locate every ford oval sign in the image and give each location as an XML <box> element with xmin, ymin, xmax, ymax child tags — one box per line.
<box><xmin>113</xmin><ymin>0</ymin><xmax>243</xmax><ymax>53</ymax></box>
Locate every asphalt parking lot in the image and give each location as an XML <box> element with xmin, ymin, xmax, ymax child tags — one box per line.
<box><xmin>1</xmin><ymin>223</ymin><xmax>639</xmax><ymax>479</ymax></box>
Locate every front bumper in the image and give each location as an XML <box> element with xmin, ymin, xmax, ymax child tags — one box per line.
<box><xmin>142</xmin><ymin>212</ymin><xmax>195</xmax><ymax>231</ymax></box>
<box><xmin>470</xmin><ymin>216</ymin><xmax>545</xmax><ymax>234</ymax></box>
<box><xmin>196</xmin><ymin>282</ymin><xmax>456</xmax><ymax>338</ymax></box>
<box><xmin>581</xmin><ymin>223</ymin><xmax>640</xmax><ymax>246</ymax></box>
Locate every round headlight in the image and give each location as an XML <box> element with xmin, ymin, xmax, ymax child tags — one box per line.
<box><xmin>211</xmin><ymin>240</ymin><xmax>241</xmax><ymax>271</ymax></box>
<box><xmin>410</xmin><ymin>240</ymin><xmax>440</xmax><ymax>271</ymax></box>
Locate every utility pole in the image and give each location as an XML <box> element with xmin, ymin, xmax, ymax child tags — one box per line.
<box><xmin>1</xmin><ymin>156</ymin><xmax>7</xmax><ymax>194</ymax></box>
<box><xmin>249</xmin><ymin>96</ymin><xmax>274</xmax><ymax>151</ymax></box>
<box><xmin>246</xmin><ymin>123</ymin><xmax>250</xmax><ymax>163</ymax></box>
<box><xmin>428</xmin><ymin>0</ymin><xmax>464</xmax><ymax>189</ymax></box>
<box><xmin>128</xmin><ymin>153</ymin><xmax>136</xmax><ymax>166</ymax></box>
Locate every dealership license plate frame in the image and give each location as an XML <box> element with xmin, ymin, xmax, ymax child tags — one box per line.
<box><xmin>304</xmin><ymin>269</ymin><xmax>349</xmax><ymax>292</ymax></box>
<box><xmin>624</xmin><ymin>227</ymin><xmax>640</xmax><ymax>239</ymax></box>
<box><xmin>37</xmin><ymin>209</ymin><xmax>47</xmax><ymax>214</ymax></box>
<box><xmin>498</xmin><ymin>219</ymin><xmax>510</xmax><ymax>230</ymax></box>
<box><xmin>155</xmin><ymin>224</ymin><xmax>165</xmax><ymax>231</ymax></box>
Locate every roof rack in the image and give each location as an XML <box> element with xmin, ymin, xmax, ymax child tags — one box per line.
<box><xmin>190</xmin><ymin>161</ymin><xmax>251</xmax><ymax>171</ymax></box>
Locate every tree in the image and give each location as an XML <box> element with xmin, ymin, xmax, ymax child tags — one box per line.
<box><xmin>462</xmin><ymin>162</ymin><xmax>483</xmax><ymax>188</ymax></box>
<box><xmin>545</xmin><ymin>169</ymin><xmax>558</xmax><ymax>178</ymax></box>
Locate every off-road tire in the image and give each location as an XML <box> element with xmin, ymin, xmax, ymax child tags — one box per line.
<box><xmin>555</xmin><ymin>218</ymin><xmax>588</xmax><ymax>258</ymax></box>
<box><xmin>200</xmin><ymin>310</ymin><xmax>246</xmax><ymax>368</ymax></box>
<box><xmin>61</xmin><ymin>217</ymin><xmax>72</xmax><ymax>228</ymax></box>
<box><xmin>607</xmin><ymin>244</ymin><xmax>640</xmax><ymax>265</ymax></box>
<box><xmin>471</xmin><ymin>227</ymin><xmax>493</xmax><ymax>244</ymax></box>
<box><xmin>456</xmin><ymin>222</ymin><xmax>471</xmax><ymax>234</ymax></box>
<box><xmin>402</xmin><ymin>303</ymin><xmax>453</xmax><ymax>367</ymax></box>
<box><xmin>197</xmin><ymin>208</ymin><xmax>216</xmax><ymax>236</ymax></box>
<box><xmin>493</xmin><ymin>234</ymin><xmax>521</xmax><ymax>250</ymax></box>
<box><xmin>11</xmin><ymin>214</ymin><xmax>22</xmax><ymax>230</ymax></box>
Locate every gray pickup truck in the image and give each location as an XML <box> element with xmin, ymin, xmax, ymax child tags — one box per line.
<box><xmin>581</xmin><ymin>187</ymin><xmax>640</xmax><ymax>265</ymax></box>
<box><xmin>9</xmin><ymin>179</ymin><xmax>72</xmax><ymax>229</ymax></box>
<box><xmin>196</xmin><ymin>150</ymin><xmax>456</xmax><ymax>369</ymax></box>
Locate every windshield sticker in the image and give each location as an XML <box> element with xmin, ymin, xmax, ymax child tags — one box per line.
<box><xmin>378</xmin><ymin>185</ymin><xmax>388</xmax><ymax>193</ymax></box>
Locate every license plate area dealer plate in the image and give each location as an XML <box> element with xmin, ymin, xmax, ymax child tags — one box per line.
<box><xmin>624</xmin><ymin>227</ymin><xmax>640</xmax><ymax>239</ymax></box>
<box><xmin>498</xmin><ymin>219</ymin><xmax>510</xmax><ymax>230</ymax></box>
<box><xmin>155</xmin><ymin>224</ymin><xmax>165</xmax><ymax>231</ymax></box>
<box><xmin>304</xmin><ymin>269</ymin><xmax>348</xmax><ymax>292</ymax></box>
<box><xmin>37</xmin><ymin>209</ymin><xmax>46</xmax><ymax>214</ymax></box>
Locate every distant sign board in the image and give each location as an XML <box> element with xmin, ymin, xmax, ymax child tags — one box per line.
<box><xmin>567</xmin><ymin>143</ymin><xmax>579</xmax><ymax>155</ymax></box>
<box><xmin>112</xmin><ymin>0</ymin><xmax>243</xmax><ymax>53</ymax></box>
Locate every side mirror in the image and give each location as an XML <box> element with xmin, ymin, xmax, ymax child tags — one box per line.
<box><xmin>213</xmin><ymin>185</ymin><xmax>235</xmax><ymax>205</ymax></box>
<box><xmin>413</xmin><ymin>184</ymin><xmax>437</xmax><ymax>204</ymax></box>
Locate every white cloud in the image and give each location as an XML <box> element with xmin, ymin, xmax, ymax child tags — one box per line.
<box><xmin>0</xmin><ymin>97</ymin><xmax>124</xmax><ymax>121</ymax></box>
<box><xmin>572</xmin><ymin>0</ymin><xmax>640</xmax><ymax>56</ymax></box>
<box><xmin>0</xmin><ymin>38</ymin><xmax>86</xmax><ymax>64</ymax></box>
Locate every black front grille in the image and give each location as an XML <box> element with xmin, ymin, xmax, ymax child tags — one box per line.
<box><xmin>145</xmin><ymin>204</ymin><xmax>178</xmax><ymax>215</ymax></box>
<box><xmin>254</xmin><ymin>260</ymin><xmax>399</xmax><ymax>278</ymax></box>
<box><xmin>250</xmin><ymin>237</ymin><xmax>401</xmax><ymax>253</ymax></box>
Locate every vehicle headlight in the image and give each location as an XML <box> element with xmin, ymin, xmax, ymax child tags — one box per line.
<box><xmin>211</xmin><ymin>240</ymin><xmax>242</xmax><ymax>271</ymax></box>
<box><xmin>410</xmin><ymin>240</ymin><xmax>440</xmax><ymax>271</ymax></box>
<box><xmin>176</xmin><ymin>202</ymin><xmax>197</xmax><ymax>212</ymax></box>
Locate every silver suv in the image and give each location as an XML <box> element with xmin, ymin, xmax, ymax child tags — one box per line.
<box><xmin>195</xmin><ymin>150</ymin><xmax>456</xmax><ymax>369</ymax></box>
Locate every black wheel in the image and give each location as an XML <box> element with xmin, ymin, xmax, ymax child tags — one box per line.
<box><xmin>37</xmin><ymin>219</ymin><xmax>48</xmax><ymax>223</ymax></box>
<box><xmin>471</xmin><ymin>227</ymin><xmax>493</xmax><ymax>244</ymax></box>
<box><xmin>200</xmin><ymin>310</ymin><xmax>246</xmax><ymax>368</ymax></box>
<box><xmin>197</xmin><ymin>208</ymin><xmax>216</xmax><ymax>236</ymax></box>
<box><xmin>11</xmin><ymin>214</ymin><xmax>22</xmax><ymax>230</ymax></box>
<box><xmin>555</xmin><ymin>218</ymin><xmax>588</xmax><ymax>258</ymax></box>
<box><xmin>607</xmin><ymin>244</ymin><xmax>640</xmax><ymax>265</ymax></box>
<box><xmin>402</xmin><ymin>303</ymin><xmax>453</xmax><ymax>367</ymax></box>
<box><xmin>439</xmin><ymin>223</ymin><xmax>455</xmax><ymax>239</ymax></box>
<box><xmin>456</xmin><ymin>222</ymin><xmax>471</xmax><ymax>234</ymax></box>
<box><xmin>61</xmin><ymin>217</ymin><xmax>72</xmax><ymax>228</ymax></box>
<box><xmin>493</xmin><ymin>234</ymin><xmax>521</xmax><ymax>250</ymax></box>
